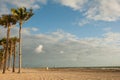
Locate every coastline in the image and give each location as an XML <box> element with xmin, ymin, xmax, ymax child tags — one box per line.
<box><xmin>0</xmin><ymin>68</ymin><xmax>120</xmax><ymax>80</ymax></box>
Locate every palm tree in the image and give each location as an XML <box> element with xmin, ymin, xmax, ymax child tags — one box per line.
<box><xmin>0</xmin><ymin>37</ymin><xmax>12</xmax><ymax>70</ymax></box>
<box><xmin>11</xmin><ymin>37</ymin><xmax>19</xmax><ymax>72</ymax></box>
<box><xmin>0</xmin><ymin>37</ymin><xmax>19</xmax><ymax>72</ymax></box>
<box><xmin>11</xmin><ymin>7</ymin><xmax>33</xmax><ymax>73</ymax></box>
<box><xmin>0</xmin><ymin>15</ymin><xmax>17</xmax><ymax>73</ymax></box>
<box><xmin>0</xmin><ymin>38</ymin><xmax>7</xmax><ymax>69</ymax></box>
<box><xmin>7</xmin><ymin>38</ymin><xmax>13</xmax><ymax>70</ymax></box>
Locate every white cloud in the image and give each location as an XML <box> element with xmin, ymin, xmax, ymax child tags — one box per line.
<box><xmin>22</xmin><ymin>28</ymin><xmax>31</xmax><ymax>35</ymax></box>
<box><xmin>55</xmin><ymin>0</ymin><xmax>120</xmax><ymax>21</ymax></box>
<box><xmin>1</xmin><ymin>0</ymin><xmax>120</xmax><ymax>22</ymax></box>
<box><xmin>31</xmin><ymin>27</ymin><xmax>39</xmax><ymax>31</ymax></box>
<box><xmin>0</xmin><ymin>0</ymin><xmax>47</xmax><ymax>15</ymax></box>
<box><xmin>0</xmin><ymin>3</ymin><xmax>9</xmax><ymax>15</ymax></box>
<box><xmin>60</xmin><ymin>51</ymin><xmax>64</xmax><ymax>54</ymax></box>
<box><xmin>54</xmin><ymin>0</ymin><xmax>88</xmax><ymax>10</ymax></box>
<box><xmin>35</xmin><ymin>45</ymin><xmax>43</xmax><ymax>53</ymax></box>
<box><xmin>103</xmin><ymin>32</ymin><xmax>120</xmax><ymax>44</ymax></box>
<box><xmin>1</xmin><ymin>27</ymin><xmax>120</xmax><ymax>66</ymax></box>
<box><xmin>78</xmin><ymin>19</ymin><xmax>89</xmax><ymax>26</ymax></box>
<box><xmin>85</xmin><ymin>0</ymin><xmax>120</xmax><ymax>21</ymax></box>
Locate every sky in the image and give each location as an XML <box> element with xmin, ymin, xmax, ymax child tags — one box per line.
<box><xmin>0</xmin><ymin>0</ymin><xmax>120</xmax><ymax>67</ymax></box>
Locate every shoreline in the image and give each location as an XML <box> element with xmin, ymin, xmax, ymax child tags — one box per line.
<box><xmin>0</xmin><ymin>68</ymin><xmax>120</xmax><ymax>80</ymax></box>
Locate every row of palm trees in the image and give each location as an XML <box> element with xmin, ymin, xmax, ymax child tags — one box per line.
<box><xmin>0</xmin><ymin>7</ymin><xmax>34</xmax><ymax>74</ymax></box>
<box><xmin>0</xmin><ymin>37</ymin><xmax>19</xmax><ymax>72</ymax></box>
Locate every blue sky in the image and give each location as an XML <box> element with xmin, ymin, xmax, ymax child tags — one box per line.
<box><xmin>0</xmin><ymin>0</ymin><xmax>120</xmax><ymax>67</ymax></box>
<box><xmin>26</xmin><ymin>0</ymin><xmax>120</xmax><ymax>37</ymax></box>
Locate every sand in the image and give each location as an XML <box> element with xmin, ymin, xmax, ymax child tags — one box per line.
<box><xmin>0</xmin><ymin>68</ymin><xmax>120</xmax><ymax>80</ymax></box>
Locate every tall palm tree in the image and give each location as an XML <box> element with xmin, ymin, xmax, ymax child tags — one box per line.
<box><xmin>0</xmin><ymin>37</ymin><xmax>12</xmax><ymax>70</ymax></box>
<box><xmin>0</xmin><ymin>15</ymin><xmax>17</xmax><ymax>73</ymax></box>
<box><xmin>11</xmin><ymin>7</ymin><xmax>33</xmax><ymax>73</ymax></box>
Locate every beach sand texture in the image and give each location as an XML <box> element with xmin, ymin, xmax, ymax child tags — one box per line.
<box><xmin>0</xmin><ymin>68</ymin><xmax>120</xmax><ymax>80</ymax></box>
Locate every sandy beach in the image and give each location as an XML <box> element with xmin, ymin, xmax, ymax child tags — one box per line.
<box><xmin>0</xmin><ymin>68</ymin><xmax>120</xmax><ymax>80</ymax></box>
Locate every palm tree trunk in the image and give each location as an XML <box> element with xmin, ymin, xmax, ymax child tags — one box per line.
<box><xmin>12</xmin><ymin>43</ymin><xmax>16</xmax><ymax>72</ymax></box>
<box><xmin>3</xmin><ymin>27</ymin><xmax>10</xmax><ymax>74</ymax></box>
<box><xmin>0</xmin><ymin>59</ymin><xmax>2</xmax><ymax>69</ymax></box>
<box><xmin>7</xmin><ymin>52</ymin><xmax>11</xmax><ymax>70</ymax></box>
<box><xmin>1</xmin><ymin>44</ymin><xmax>5</xmax><ymax>69</ymax></box>
<box><xmin>0</xmin><ymin>58</ymin><xmax>2</xmax><ymax>69</ymax></box>
<box><xmin>18</xmin><ymin>23</ymin><xmax>22</xmax><ymax>73</ymax></box>
<box><xmin>7</xmin><ymin>42</ymin><xmax>12</xmax><ymax>70</ymax></box>
<box><xmin>0</xmin><ymin>52</ymin><xmax>3</xmax><ymax>69</ymax></box>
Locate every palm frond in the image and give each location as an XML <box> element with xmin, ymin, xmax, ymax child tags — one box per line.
<box><xmin>0</xmin><ymin>14</ymin><xmax>18</xmax><ymax>28</ymax></box>
<box><xmin>11</xmin><ymin>7</ymin><xmax>34</xmax><ymax>23</ymax></box>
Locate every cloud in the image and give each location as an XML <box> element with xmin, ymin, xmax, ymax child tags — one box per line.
<box><xmin>54</xmin><ymin>0</ymin><xmax>88</xmax><ymax>10</ymax></box>
<box><xmin>103</xmin><ymin>32</ymin><xmax>120</xmax><ymax>44</ymax></box>
<box><xmin>0</xmin><ymin>26</ymin><xmax>39</xmax><ymax>39</ymax></box>
<box><xmin>60</xmin><ymin>51</ymin><xmax>64</xmax><ymax>54</ymax></box>
<box><xmin>31</xmin><ymin>30</ymin><xmax>120</xmax><ymax>66</ymax></box>
<box><xmin>21</xmin><ymin>27</ymin><xmax>39</xmax><ymax>35</ymax></box>
<box><xmin>85</xmin><ymin>0</ymin><xmax>120</xmax><ymax>21</ymax></box>
<box><xmin>35</xmin><ymin>45</ymin><xmax>43</xmax><ymax>53</ymax></box>
<box><xmin>77</xmin><ymin>19</ymin><xmax>89</xmax><ymax>26</ymax></box>
<box><xmin>31</xmin><ymin>27</ymin><xmax>39</xmax><ymax>31</ymax></box>
<box><xmin>103</xmin><ymin>27</ymin><xmax>112</xmax><ymax>32</ymax></box>
<box><xmin>1</xmin><ymin>27</ymin><xmax>120</xmax><ymax>67</ymax></box>
<box><xmin>54</xmin><ymin>0</ymin><xmax>120</xmax><ymax>21</ymax></box>
<box><xmin>0</xmin><ymin>0</ymin><xmax>47</xmax><ymax>15</ymax></box>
